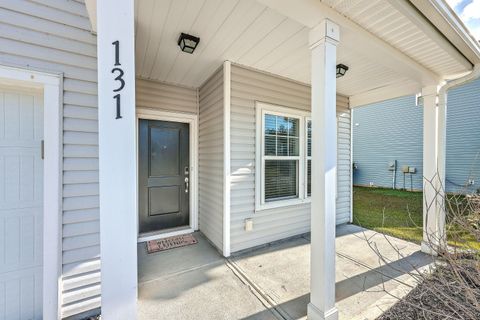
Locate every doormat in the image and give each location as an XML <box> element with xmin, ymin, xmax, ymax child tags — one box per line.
<box><xmin>146</xmin><ymin>234</ymin><xmax>198</xmax><ymax>254</ymax></box>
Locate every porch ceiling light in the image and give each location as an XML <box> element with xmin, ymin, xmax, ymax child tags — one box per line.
<box><xmin>336</xmin><ymin>64</ymin><xmax>349</xmax><ymax>78</ymax></box>
<box><xmin>178</xmin><ymin>33</ymin><xmax>200</xmax><ymax>54</ymax></box>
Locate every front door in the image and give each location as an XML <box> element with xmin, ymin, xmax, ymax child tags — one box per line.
<box><xmin>139</xmin><ymin>119</ymin><xmax>190</xmax><ymax>234</ymax></box>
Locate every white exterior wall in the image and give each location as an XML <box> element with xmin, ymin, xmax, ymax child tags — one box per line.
<box><xmin>229</xmin><ymin>64</ymin><xmax>351</xmax><ymax>252</ymax></box>
<box><xmin>198</xmin><ymin>67</ymin><xmax>224</xmax><ymax>251</ymax></box>
<box><xmin>0</xmin><ymin>0</ymin><xmax>100</xmax><ymax>318</ymax></box>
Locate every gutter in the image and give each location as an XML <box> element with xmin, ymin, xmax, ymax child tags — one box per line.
<box><xmin>436</xmin><ymin>64</ymin><xmax>480</xmax><ymax>189</ymax></box>
<box><xmin>409</xmin><ymin>0</ymin><xmax>480</xmax><ymax>65</ymax></box>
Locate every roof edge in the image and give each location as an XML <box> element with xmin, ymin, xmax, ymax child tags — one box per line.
<box><xmin>409</xmin><ymin>0</ymin><xmax>480</xmax><ymax>65</ymax></box>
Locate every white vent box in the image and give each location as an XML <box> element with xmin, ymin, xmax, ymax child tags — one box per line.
<box><xmin>245</xmin><ymin>218</ymin><xmax>253</xmax><ymax>231</ymax></box>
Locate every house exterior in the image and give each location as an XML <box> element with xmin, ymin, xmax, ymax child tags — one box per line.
<box><xmin>352</xmin><ymin>77</ymin><xmax>480</xmax><ymax>193</ymax></box>
<box><xmin>0</xmin><ymin>0</ymin><xmax>479</xmax><ymax>320</ymax></box>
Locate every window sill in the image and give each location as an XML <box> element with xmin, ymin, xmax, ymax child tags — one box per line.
<box><xmin>255</xmin><ymin>198</ymin><xmax>311</xmax><ymax>212</ymax></box>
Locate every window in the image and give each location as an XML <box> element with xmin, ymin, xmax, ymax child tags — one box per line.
<box><xmin>264</xmin><ymin>114</ymin><xmax>300</xmax><ymax>201</ymax></box>
<box><xmin>306</xmin><ymin>118</ymin><xmax>312</xmax><ymax>197</ymax></box>
<box><xmin>256</xmin><ymin>103</ymin><xmax>310</xmax><ymax>211</ymax></box>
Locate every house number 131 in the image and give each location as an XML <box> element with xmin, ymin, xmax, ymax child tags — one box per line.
<box><xmin>112</xmin><ymin>41</ymin><xmax>124</xmax><ymax>119</ymax></box>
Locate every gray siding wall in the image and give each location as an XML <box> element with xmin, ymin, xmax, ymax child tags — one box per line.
<box><xmin>352</xmin><ymin>95</ymin><xmax>424</xmax><ymax>191</ymax></box>
<box><xmin>352</xmin><ymin>78</ymin><xmax>480</xmax><ymax>194</ymax></box>
<box><xmin>136</xmin><ymin>78</ymin><xmax>198</xmax><ymax>115</ymax></box>
<box><xmin>198</xmin><ymin>67</ymin><xmax>224</xmax><ymax>251</ymax></box>
<box><xmin>0</xmin><ymin>0</ymin><xmax>100</xmax><ymax>318</ymax></box>
<box><xmin>229</xmin><ymin>64</ymin><xmax>351</xmax><ymax>253</ymax></box>
<box><xmin>446</xmin><ymin>78</ymin><xmax>480</xmax><ymax>193</ymax></box>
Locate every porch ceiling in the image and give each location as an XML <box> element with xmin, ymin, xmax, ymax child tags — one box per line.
<box><xmin>134</xmin><ymin>0</ymin><xmax>475</xmax><ymax>99</ymax></box>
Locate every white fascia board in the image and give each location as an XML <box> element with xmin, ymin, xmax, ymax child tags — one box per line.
<box><xmin>387</xmin><ymin>0</ymin><xmax>472</xmax><ymax>71</ymax></box>
<box><xmin>256</xmin><ymin>0</ymin><xmax>441</xmax><ymax>86</ymax></box>
<box><xmin>410</xmin><ymin>0</ymin><xmax>480</xmax><ymax>65</ymax></box>
<box><xmin>85</xmin><ymin>0</ymin><xmax>97</xmax><ymax>33</ymax></box>
<box><xmin>349</xmin><ymin>82</ymin><xmax>422</xmax><ymax>108</ymax></box>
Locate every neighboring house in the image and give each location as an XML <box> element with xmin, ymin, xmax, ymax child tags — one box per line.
<box><xmin>0</xmin><ymin>1</ymin><xmax>479</xmax><ymax>320</ymax></box>
<box><xmin>352</xmin><ymin>77</ymin><xmax>480</xmax><ymax>193</ymax></box>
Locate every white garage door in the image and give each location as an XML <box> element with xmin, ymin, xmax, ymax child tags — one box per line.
<box><xmin>0</xmin><ymin>86</ymin><xmax>43</xmax><ymax>319</ymax></box>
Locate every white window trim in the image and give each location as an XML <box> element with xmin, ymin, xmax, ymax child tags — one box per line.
<box><xmin>0</xmin><ymin>64</ymin><xmax>63</xmax><ymax>320</ymax></box>
<box><xmin>255</xmin><ymin>102</ymin><xmax>311</xmax><ymax>211</ymax></box>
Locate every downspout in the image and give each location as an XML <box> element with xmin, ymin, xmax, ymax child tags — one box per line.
<box><xmin>422</xmin><ymin>65</ymin><xmax>480</xmax><ymax>254</ymax></box>
<box><xmin>436</xmin><ymin>64</ymin><xmax>480</xmax><ymax>188</ymax></box>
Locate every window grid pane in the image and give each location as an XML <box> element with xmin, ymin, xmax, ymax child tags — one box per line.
<box><xmin>264</xmin><ymin>114</ymin><xmax>299</xmax><ymax>157</ymax></box>
<box><xmin>265</xmin><ymin>160</ymin><xmax>298</xmax><ymax>201</ymax></box>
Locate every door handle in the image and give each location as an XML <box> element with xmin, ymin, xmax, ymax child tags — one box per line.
<box><xmin>184</xmin><ymin>177</ymin><xmax>189</xmax><ymax>193</ymax></box>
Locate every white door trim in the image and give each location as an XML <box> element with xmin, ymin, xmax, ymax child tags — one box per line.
<box><xmin>0</xmin><ymin>64</ymin><xmax>63</xmax><ymax>320</ymax></box>
<box><xmin>136</xmin><ymin>108</ymin><xmax>199</xmax><ymax>242</ymax></box>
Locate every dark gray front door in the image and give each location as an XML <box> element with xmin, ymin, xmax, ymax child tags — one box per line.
<box><xmin>139</xmin><ymin>119</ymin><xmax>190</xmax><ymax>234</ymax></box>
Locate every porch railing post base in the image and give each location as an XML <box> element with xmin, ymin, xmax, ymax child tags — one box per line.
<box><xmin>307</xmin><ymin>303</ymin><xmax>339</xmax><ymax>320</ymax></box>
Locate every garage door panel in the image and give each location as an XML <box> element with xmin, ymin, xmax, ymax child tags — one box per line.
<box><xmin>3</xmin><ymin>92</ymin><xmax>38</xmax><ymax>141</ymax></box>
<box><xmin>0</xmin><ymin>88</ymin><xmax>43</xmax><ymax>319</ymax></box>
<box><xmin>0</xmin><ymin>266</ymin><xmax>42</xmax><ymax>320</ymax></box>
<box><xmin>0</xmin><ymin>209</ymin><xmax>42</xmax><ymax>272</ymax></box>
<box><xmin>0</xmin><ymin>153</ymin><xmax>42</xmax><ymax>209</ymax></box>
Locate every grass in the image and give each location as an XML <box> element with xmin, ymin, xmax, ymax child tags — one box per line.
<box><xmin>352</xmin><ymin>186</ymin><xmax>479</xmax><ymax>249</ymax></box>
<box><xmin>353</xmin><ymin>186</ymin><xmax>424</xmax><ymax>243</ymax></box>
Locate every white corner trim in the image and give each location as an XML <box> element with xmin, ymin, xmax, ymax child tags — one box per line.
<box><xmin>349</xmin><ymin>102</ymin><xmax>354</xmax><ymax>223</ymax></box>
<box><xmin>223</xmin><ymin>61</ymin><xmax>232</xmax><ymax>257</ymax></box>
<box><xmin>85</xmin><ymin>0</ymin><xmax>97</xmax><ymax>33</ymax></box>
<box><xmin>0</xmin><ymin>64</ymin><xmax>63</xmax><ymax>320</ymax></box>
<box><xmin>136</xmin><ymin>108</ymin><xmax>199</xmax><ymax>237</ymax></box>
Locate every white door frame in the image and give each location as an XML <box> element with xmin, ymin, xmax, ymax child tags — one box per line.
<box><xmin>136</xmin><ymin>108</ymin><xmax>199</xmax><ymax>242</ymax></box>
<box><xmin>0</xmin><ymin>64</ymin><xmax>63</xmax><ymax>319</ymax></box>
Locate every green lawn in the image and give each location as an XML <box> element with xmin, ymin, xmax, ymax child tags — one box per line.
<box><xmin>352</xmin><ymin>186</ymin><xmax>479</xmax><ymax>249</ymax></box>
<box><xmin>353</xmin><ymin>186</ymin><xmax>424</xmax><ymax>243</ymax></box>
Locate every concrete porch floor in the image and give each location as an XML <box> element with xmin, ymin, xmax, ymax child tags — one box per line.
<box><xmin>137</xmin><ymin>224</ymin><xmax>434</xmax><ymax>320</ymax></box>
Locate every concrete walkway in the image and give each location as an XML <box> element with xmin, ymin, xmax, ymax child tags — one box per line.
<box><xmin>138</xmin><ymin>225</ymin><xmax>433</xmax><ymax>320</ymax></box>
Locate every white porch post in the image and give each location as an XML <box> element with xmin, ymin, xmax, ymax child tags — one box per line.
<box><xmin>308</xmin><ymin>19</ymin><xmax>339</xmax><ymax>320</ymax></box>
<box><xmin>97</xmin><ymin>0</ymin><xmax>137</xmax><ymax>319</ymax></box>
<box><xmin>421</xmin><ymin>85</ymin><xmax>446</xmax><ymax>255</ymax></box>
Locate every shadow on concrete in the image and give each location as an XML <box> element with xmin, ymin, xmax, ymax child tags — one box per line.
<box><xmin>240</xmin><ymin>250</ymin><xmax>432</xmax><ymax>320</ymax></box>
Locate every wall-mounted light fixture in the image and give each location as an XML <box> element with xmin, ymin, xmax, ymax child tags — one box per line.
<box><xmin>336</xmin><ymin>64</ymin><xmax>349</xmax><ymax>78</ymax></box>
<box><xmin>178</xmin><ymin>33</ymin><xmax>200</xmax><ymax>54</ymax></box>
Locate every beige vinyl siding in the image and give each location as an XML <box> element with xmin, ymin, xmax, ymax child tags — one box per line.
<box><xmin>136</xmin><ymin>78</ymin><xmax>198</xmax><ymax>114</ymax></box>
<box><xmin>336</xmin><ymin>95</ymin><xmax>352</xmax><ymax>224</ymax></box>
<box><xmin>0</xmin><ymin>0</ymin><xmax>99</xmax><ymax>318</ymax></box>
<box><xmin>198</xmin><ymin>67</ymin><xmax>224</xmax><ymax>251</ymax></box>
<box><xmin>229</xmin><ymin>64</ymin><xmax>351</xmax><ymax>252</ymax></box>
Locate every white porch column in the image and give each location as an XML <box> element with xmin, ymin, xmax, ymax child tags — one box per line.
<box><xmin>421</xmin><ymin>85</ymin><xmax>446</xmax><ymax>255</ymax></box>
<box><xmin>308</xmin><ymin>19</ymin><xmax>339</xmax><ymax>320</ymax></box>
<box><xmin>97</xmin><ymin>0</ymin><xmax>137</xmax><ymax>319</ymax></box>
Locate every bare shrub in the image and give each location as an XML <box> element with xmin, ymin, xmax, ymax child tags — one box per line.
<box><xmin>358</xmin><ymin>178</ymin><xmax>480</xmax><ymax>320</ymax></box>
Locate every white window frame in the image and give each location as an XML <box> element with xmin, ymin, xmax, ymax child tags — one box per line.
<box><xmin>255</xmin><ymin>102</ymin><xmax>311</xmax><ymax>211</ymax></box>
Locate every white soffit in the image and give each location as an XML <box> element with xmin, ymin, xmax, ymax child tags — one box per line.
<box><xmin>320</xmin><ymin>0</ymin><xmax>472</xmax><ymax>77</ymax></box>
<box><xmin>134</xmin><ymin>0</ymin><xmax>472</xmax><ymax>97</ymax></box>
